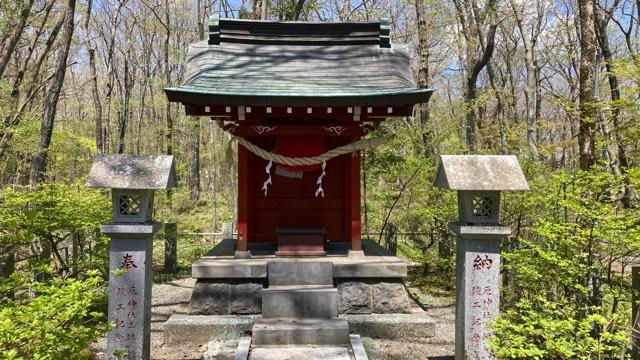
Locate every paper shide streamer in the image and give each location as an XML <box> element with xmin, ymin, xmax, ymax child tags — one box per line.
<box><xmin>262</xmin><ymin>160</ymin><xmax>326</xmax><ymax>197</ymax></box>
<box><xmin>262</xmin><ymin>160</ymin><xmax>273</xmax><ymax>196</ymax></box>
<box><xmin>315</xmin><ymin>161</ymin><xmax>327</xmax><ymax>198</ymax></box>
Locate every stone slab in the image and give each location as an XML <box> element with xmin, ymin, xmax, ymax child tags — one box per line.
<box><xmin>163</xmin><ymin>314</ymin><xmax>257</xmax><ymax>346</ymax></box>
<box><xmin>163</xmin><ymin>312</ymin><xmax>436</xmax><ymax>346</ymax></box>
<box><xmin>249</xmin><ymin>346</ymin><xmax>350</xmax><ymax>360</ymax></box>
<box><xmin>349</xmin><ymin>334</ymin><xmax>369</xmax><ymax>360</ymax></box>
<box><xmin>234</xmin><ymin>337</ymin><xmax>251</xmax><ymax>360</ymax></box>
<box><xmin>251</xmin><ymin>318</ymin><xmax>350</xmax><ymax>346</ymax></box>
<box><xmin>449</xmin><ymin>223</ymin><xmax>511</xmax><ymax>239</ymax></box>
<box><xmin>101</xmin><ymin>223</ymin><xmax>162</xmax><ymax>237</ymax></box>
<box><xmin>333</xmin><ymin>262</ymin><xmax>407</xmax><ymax>278</ymax></box>
<box><xmin>202</xmin><ymin>339</ymin><xmax>238</xmax><ymax>360</ymax></box>
<box><xmin>267</xmin><ymin>261</ymin><xmax>333</xmax><ymax>286</ymax></box>
<box><xmin>230</xmin><ymin>282</ymin><xmax>263</xmax><ymax>314</ymax></box>
<box><xmin>193</xmin><ymin>259</ymin><xmax>268</xmax><ymax>278</ymax></box>
<box><xmin>348</xmin><ymin>250</ymin><xmax>365</xmax><ymax>257</ymax></box>
<box><xmin>192</xmin><ymin>257</ymin><xmax>406</xmax><ymax>279</ymax></box>
<box><xmin>371</xmin><ymin>281</ymin><xmax>411</xmax><ymax>313</ymax></box>
<box><xmin>190</xmin><ymin>280</ymin><xmax>264</xmax><ymax>315</ymax></box>
<box><xmin>190</xmin><ymin>281</ymin><xmax>230</xmax><ymax>315</ymax></box>
<box><xmin>343</xmin><ymin>311</ymin><xmax>435</xmax><ymax>340</ymax></box>
<box><xmin>262</xmin><ymin>286</ymin><xmax>338</xmax><ymax>318</ymax></box>
<box><xmin>274</xmin><ymin>250</ymin><xmax>327</xmax><ymax>256</ymax></box>
<box><xmin>338</xmin><ymin>281</ymin><xmax>372</xmax><ymax>314</ymax></box>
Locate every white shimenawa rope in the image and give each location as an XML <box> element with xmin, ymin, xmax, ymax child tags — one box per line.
<box><xmin>233</xmin><ymin>135</ymin><xmax>387</xmax><ymax>197</ymax></box>
<box><xmin>233</xmin><ymin>136</ymin><xmax>387</xmax><ymax>166</ymax></box>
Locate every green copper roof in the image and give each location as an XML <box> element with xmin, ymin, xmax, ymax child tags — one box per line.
<box><xmin>164</xmin><ymin>19</ymin><xmax>433</xmax><ymax>106</ymax></box>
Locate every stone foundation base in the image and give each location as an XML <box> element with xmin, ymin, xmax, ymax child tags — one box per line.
<box><xmin>190</xmin><ymin>279</ymin><xmax>264</xmax><ymax>315</ymax></box>
<box><xmin>337</xmin><ymin>279</ymin><xmax>411</xmax><ymax>314</ymax></box>
<box><xmin>164</xmin><ymin>310</ymin><xmax>435</xmax><ymax>346</ymax></box>
<box><xmin>189</xmin><ymin>278</ymin><xmax>411</xmax><ymax>315</ymax></box>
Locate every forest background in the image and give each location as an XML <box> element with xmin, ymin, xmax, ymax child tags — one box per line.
<box><xmin>0</xmin><ymin>0</ymin><xmax>640</xmax><ymax>358</ymax></box>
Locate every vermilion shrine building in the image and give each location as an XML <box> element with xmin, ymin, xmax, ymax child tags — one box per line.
<box><xmin>162</xmin><ymin>18</ymin><xmax>437</xmax><ymax>356</ymax></box>
<box><xmin>165</xmin><ymin>17</ymin><xmax>433</xmax><ymax>257</ymax></box>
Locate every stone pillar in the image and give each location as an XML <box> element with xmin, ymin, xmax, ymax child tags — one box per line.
<box><xmin>452</xmin><ymin>225</ymin><xmax>510</xmax><ymax>360</ymax></box>
<box><xmin>103</xmin><ymin>223</ymin><xmax>160</xmax><ymax>360</ymax></box>
<box><xmin>221</xmin><ymin>222</ymin><xmax>234</xmax><ymax>241</ymax></box>
<box><xmin>164</xmin><ymin>223</ymin><xmax>177</xmax><ymax>274</ymax></box>
<box><xmin>433</xmin><ymin>155</ymin><xmax>529</xmax><ymax>360</ymax></box>
<box><xmin>85</xmin><ymin>154</ymin><xmax>176</xmax><ymax>360</ymax></box>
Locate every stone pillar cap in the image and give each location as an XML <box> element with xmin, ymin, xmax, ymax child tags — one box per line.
<box><xmin>434</xmin><ymin>155</ymin><xmax>529</xmax><ymax>191</ymax></box>
<box><xmin>86</xmin><ymin>154</ymin><xmax>176</xmax><ymax>190</ymax></box>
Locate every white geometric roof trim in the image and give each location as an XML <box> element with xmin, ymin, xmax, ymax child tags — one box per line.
<box><xmin>434</xmin><ymin>155</ymin><xmax>529</xmax><ymax>191</ymax></box>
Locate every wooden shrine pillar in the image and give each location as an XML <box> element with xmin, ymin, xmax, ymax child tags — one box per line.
<box><xmin>349</xmin><ymin>145</ymin><xmax>362</xmax><ymax>255</ymax></box>
<box><xmin>236</xmin><ymin>144</ymin><xmax>250</xmax><ymax>257</ymax></box>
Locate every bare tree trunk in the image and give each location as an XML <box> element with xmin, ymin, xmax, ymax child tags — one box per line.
<box><xmin>509</xmin><ymin>0</ymin><xmax>540</xmax><ymax>160</ymax></box>
<box><xmin>10</xmin><ymin>0</ymin><xmax>55</xmax><ymax>99</ymax></box>
<box><xmin>261</xmin><ymin>0</ymin><xmax>268</xmax><ymax>19</ymax></box>
<box><xmin>197</xmin><ymin>0</ymin><xmax>205</xmax><ymax>38</ymax></box>
<box><xmin>209</xmin><ymin>120</ymin><xmax>218</xmax><ymax>231</ymax></box>
<box><xmin>117</xmin><ymin>48</ymin><xmax>133</xmax><ymax>154</ymax></box>
<box><xmin>487</xmin><ymin>62</ymin><xmax>508</xmax><ymax>154</ymax></box>
<box><xmin>30</xmin><ymin>0</ymin><xmax>77</xmax><ymax>185</ymax></box>
<box><xmin>164</xmin><ymin>0</ymin><xmax>173</xmax><ymax>158</ymax></box>
<box><xmin>577</xmin><ymin>0</ymin><xmax>597</xmax><ymax>170</ymax></box>
<box><xmin>0</xmin><ymin>1</ymin><xmax>59</xmax><ymax>160</ymax></box>
<box><xmin>453</xmin><ymin>0</ymin><xmax>498</xmax><ymax>152</ymax></box>
<box><xmin>83</xmin><ymin>0</ymin><xmax>104</xmax><ymax>154</ymax></box>
<box><xmin>104</xmin><ymin>1</ymin><xmax>127</xmax><ymax>153</ymax></box>
<box><xmin>595</xmin><ymin>5</ymin><xmax>634</xmax><ymax>206</ymax></box>
<box><xmin>191</xmin><ymin>119</ymin><xmax>201</xmax><ymax>204</ymax></box>
<box><xmin>415</xmin><ymin>0</ymin><xmax>432</xmax><ymax>156</ymax></box>
<box><xmin>190</xmin><ymin>0</ymin><xmax>204</xmax><ymax>204</ymax></box>
<box><xmin>290</xmin><ymin>0</ymin><xmax>306</xmax><ymax>20</ymax></box>
<box><xmin>0</xmin><ymin>0</ymin><xmax>35</xmax><ymax>79</ymax></box>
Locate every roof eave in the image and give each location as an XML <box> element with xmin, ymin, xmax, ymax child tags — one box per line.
<box><xmin>163</xmin><ymin>87</ymin><xmax>434</xmax><ymax>107</ymax></box>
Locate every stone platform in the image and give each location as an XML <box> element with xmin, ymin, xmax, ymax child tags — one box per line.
<box><xmin>189</xmin><ymin>240</ymin><xmax>412</xmax><ymax>316</ymax></box>
<box><xmin>192</xmin><ymin>239</ymin><xmax>407</xmax><ymax>279</ymax></box>
<box><xmin>164</xmin><ymin>308</ymin><xmax>435</xmax><ymax>346</ymax></box>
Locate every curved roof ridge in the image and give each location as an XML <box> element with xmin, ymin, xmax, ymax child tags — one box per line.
<box><xmin>208</xmin><ymin>16</ymin><xmax>390</xmax><ymax>47</ymax></box>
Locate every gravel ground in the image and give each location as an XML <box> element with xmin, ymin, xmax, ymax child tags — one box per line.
<box><xmin>92</xmin><ymin>276</ymin><xmax>455</xmax><ymax>360</ymax></box>
<box><xmin>363</xmin><ymin>304</ymin><xmax>455</xmax><ymax>359</ymax></box>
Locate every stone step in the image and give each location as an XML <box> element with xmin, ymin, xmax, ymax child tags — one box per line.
<box><xmin>249</xmin><ymin>346</ymin><xmax>351</xmax><ymax>360</ymax></box>
<box><xmin>262</xmin><ymin>285</ymin><xmax>338</xmax><ymax>318</ymax></box>
<box><xmin>251</xmin><ymin>318</ymin><xmax>350</xmax><ymax>346</ymax></box>
<box><xmin>267</xmin><ymin>261</ymin><xmax>333</xmax><ymax>286</ymax></box>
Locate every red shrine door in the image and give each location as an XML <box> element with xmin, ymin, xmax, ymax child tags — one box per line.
<box><xmin>237</xmin><ymin>136</ymin><xmax>361</xmax><ymax>251</ymax></box>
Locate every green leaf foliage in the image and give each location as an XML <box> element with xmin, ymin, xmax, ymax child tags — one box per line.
<box><xmin>492</xmin><ymin>166</ymin><xmax>639</xmax><ymax>358</ymax></box>
<box><xmin>0</xmin><ymin>271</ymin><xmax>109</xmax><ymax>359</ymax></box>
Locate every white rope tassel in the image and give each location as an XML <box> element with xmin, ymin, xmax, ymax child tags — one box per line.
<box><xmin>261</xmin><ymin>160</ymin><xmax>273</xmax><ymax>196</ymax></box>
<box><xmin>315</xmin><ymin>161</ymin><xmax>327</xmax><ymax>198</ymax></box>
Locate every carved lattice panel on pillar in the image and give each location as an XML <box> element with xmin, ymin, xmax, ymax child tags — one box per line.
<box><xmin>119</xmin><ymin>195</ymin><xmax>141</xmax><ymax>216</ymax></box>
<box><xmin>472</xmin><ymin>197</ymin><xmax>493</xmax><ymax>217</ymax></box>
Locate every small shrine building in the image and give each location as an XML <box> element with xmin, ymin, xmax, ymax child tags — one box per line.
<box><xmin>165</xmin><ymin>17</ymin><xmax>433</xmax><ymax>256</ymax></box>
